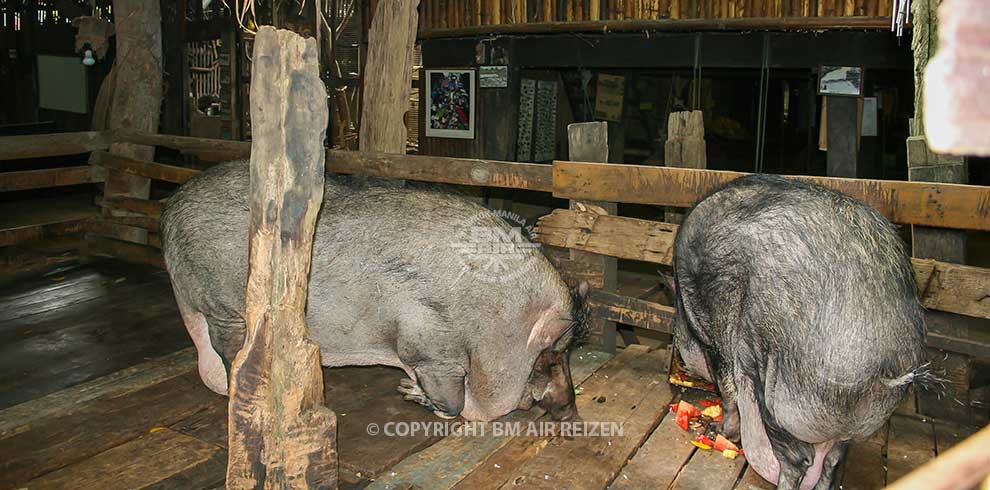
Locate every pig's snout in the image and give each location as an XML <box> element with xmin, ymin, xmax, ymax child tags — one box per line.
<box><xmin>534</xmin><ymin>351</ymin><xmax>579</xmax><ymax>421</ymax></box>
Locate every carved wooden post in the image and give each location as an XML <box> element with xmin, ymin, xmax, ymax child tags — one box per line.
<box><xmin>226</xmin><ymin>26</ymin><xmax>337</xmax><ymax>489</ymax></box>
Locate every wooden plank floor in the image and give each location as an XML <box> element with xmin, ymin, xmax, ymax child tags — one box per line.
<box><xmin>0</xmin><ymin>259</ymin><xmax>980</xmax><ymax>490</ymax></box>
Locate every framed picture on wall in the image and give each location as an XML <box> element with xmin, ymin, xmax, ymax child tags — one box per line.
<box><xmin>817</xmin><ymin>65</ymin><xmax>864</xmax><ymax>97</ymax></box>
<box><xmin>425</xmin><ymin>69</ymin><xmax>475</xmax><ymax>139</ymax></box>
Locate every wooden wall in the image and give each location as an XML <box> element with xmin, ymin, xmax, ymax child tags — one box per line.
<box><xmin>419</xmin><ymin>0</ymin><xmax>894</xmax><ymax>30</ymax></box>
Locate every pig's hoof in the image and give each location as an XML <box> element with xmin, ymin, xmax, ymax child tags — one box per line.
<box><xmin>398</xmin><ymin>378</ymin><xmax>431</xmax><ymax>407</ymax></box>
<box><xmin>433</xmin><ymin>410</ymin><xmax>457</xmax><ymax>420</ymax></box>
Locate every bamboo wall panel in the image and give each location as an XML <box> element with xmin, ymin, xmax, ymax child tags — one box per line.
<box><xmin>419</xmin><ymin>0</ymin><xmax>893</xmax><ymax>29</ymax></box>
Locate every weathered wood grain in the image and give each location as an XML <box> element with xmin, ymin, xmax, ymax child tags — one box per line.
<box><xmin>224</xmin><ymin>26</ymin><xmax>337</xmax><ymax>490</ymax></box>
<box><xmin>0</xmin><ymin>166</ymin><xmax>104</xmax><ymax>192</ymax></box>
<box><xmin>491</xmin><ymin>346</ymin><xmax>671</xmax><ymax>490</ymax></box>
<box><xmin>733</xmin><ymin>465</ymin><xmax>776</xmax><ymax>490</ymax></box>
<box><xmin>0</xmin><ymin>348</ymin><xmax>196</xmax><ymax>439</ymax></box>
<box><xmin>587</xmin><ymin>289</ymin><xmax>676</xmax><ymax>333</ymax></box>
<box><xmin>885</xmin><ymin>415</ymin><xmax>936</xmax><ymax>484</ymax></box>
<box><xmin>90</xmin><ymin>150</ymin><xmax>199</xmax><ymax>184</ymax></box>
<box><xmin>608</xmin><ymin>395</ymin><xmax>694</xmax><ymax>489</ymax></box>
<box><xmin>0</xmin><ymin>131</ymin><xmax>111</xmax><ymax>160</ymax></box>
<box><xmin>99</xmin><ymin>196</ymin><xmax>165</xmax><ymax>218</ymax></box>
<box><xmin>364</xmin><ymin>347</ymin><xmax>611</xmax><ymax>490</ymax></box>
<box><xmin>839</xmin><ymin>424</ymin><xmax>887</xmax><ymax>490</ymax></box>
<box><xmin>86</xmin><ymin>235</ymin><xmax>165</xmax><ymax>269</ymax></box>
<box><xmin>22</xmin><ymin>428</ymin><xmax>225</xmax><ymax>490</ymax></box>
<box><xmin>552</xmin><ymin>161</ymin><xmax>990</xmax><ymax>231</ymax></box>
<box><xmin>885</xmin><ymin>426</ymin><xmax>990</xmax><ymax>490</ymax></box>
<box><xmin>0</xmin><ymin>372</ymin><xmax>217</xmax><ymax>487</ymax></box>
<box><xmin>360</xmin><ymin>0</ymin><xmax>420</xmax><ymax>154</ymax></box>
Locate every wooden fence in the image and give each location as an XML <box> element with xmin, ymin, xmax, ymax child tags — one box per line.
<box><xmin>2</xmin><ymin>128</ymin><xmax>989</xmax><ymax>370</ymax></box>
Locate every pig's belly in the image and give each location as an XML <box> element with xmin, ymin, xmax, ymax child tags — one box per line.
<box><xmin>736</xmin><ymin>376</ymin><xmax>835</xmax><ymax>490</ymax></box>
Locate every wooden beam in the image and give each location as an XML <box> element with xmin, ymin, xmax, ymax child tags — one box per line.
<box><xmin>552</xmin><ymin>161</ymin><xmax>990</xmax><ymax>231</ymax></box>
<box><xmin>111</xmin><ymin>132</ymin><xmax>553</xmax><ymax>191</ymax></box>
<box><xmin>0</xmin><ymin>220</ymin><xmax>89</xmax><ymax>247</ymax></box>
<box><xmin>536</xmin><ymin>209</ymin><xmax>990</xmax><ymax>320</ymax></box>
<box><xmin>565</xmin><ymin>122</ymin><xmax>618</xmax><ymax>353</ymax></box>
<box><xmin>0</xmin><ymin>166</ymin><xmax>104</xmax><ymax>192</ymax></box>
<box><xmin>360</xmin><ymin>0</ymin><xmax>421</xmax><ymax>154</ymax></box>
<box><xmin>99</xmin><ymin>196</ymin><xmax>165</xmax><ymax>219</ymax></box>
<box><xmin>587</xmin><ymin>289</ymin><xmax>675</xmax><ymax>333</ymax></box>
<box><xmin>101</xmin><ymin>0</ymin><xmax>164</xmax><ymax>243</ymax></box>
<box><xmin>85</xmin><ymin>235</ymin><xmax>165</xmax><ymax>269</ymax></box>
<box><xmin>225</xmin><ymin>26</ymin><xmax>337</xmax><ymax>490</ymax></box>
<box><xmin>0</xmin><ymin>131</ymin><xmax>111</xmax><ymax>161</ymax></box>
<box><xmin>90</xmin><ymin>150</ymin><xmax>199</xmax><ymax>184</ymax></box>
<box><xmin>113</xmin><ymin>129</ymin><xmax>251</xmax><ymax>162</ymax></box>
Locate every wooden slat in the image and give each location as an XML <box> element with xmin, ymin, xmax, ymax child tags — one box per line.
<box><xmin>445</xmin><ymin>345</ymin><xmax>655</xmax><ymax>490</ymax></box>
<box><xmin>536</xmin><ymin>209</ymin><xmax>990</xmax><ymax>321</ymax></box>
<box><xmin>89</xmin><ymin>150</ymin><xmax>199</xmax><ymax>184</ymax></box>
<box><xmin>100</xmin><ymin>196</ymin><xmax>165</xmax><ymax>218</ymax></box>
<box><xmin>733</xmin><ymin>466</ymin><xmax>776</xmax><ymax>490</ymax></box>
<box><xmin>364</xmin><ymin>347</ymin><xmax>612</xmax><ymax>490</ymax></box>
<box><xmin>114</xmin><ymin>129</ymin><xmax>250</xmax><ymax>161</ymax></box>
<box><xmin>840</xmin><ymin>424</ymin><xmax>887</xmax><ymax>490</ymax></box>
<box><xmin>490</xmin><ymin>346</ymin><xmax>671</xmax><ymax>490</ymax></box>
<box><xmin>552</xmin><ymin>161</ymin><xmax>990</xmax><ymax>232</ymax></box>
<box><xmin>0</xmin><ymin>166</ymin><xmax>103</xmax><ymax>192</ymax></box>
<box><xmin>885</xmin><ymin>415</ymin><xmax>936</xmax><ymax>484</ymax></box>
<box><xmin>0</xmin><ymin>348</ymin><xmax>197</xmax><ymax>439</ymax></box>
<box><xmin>86</xmin><ymin>235</ymin><xmax>165</xmax><ymax>269</ymax></box>
<box><xmin>885</xmin><ymin>426</ymin><xmax>990</xmax><ymax>490</ymax></box>
<box><xmin>22</xmin><ymin>428</ymin><xmax>226</xmax><ymax>490</ymax></box>
<box><xmin>0</xmin><ymin>372</ymin><xmax>218</xmax><ymax>487</ymax></box>
<box><xmin>0</xmin><ymin>219</ymin><xmax>89</xmax><ymax>247</ymax></box>
<box><xmin>0</xmin><ymin>131</ymin><xmax>111</xmax><ymax>161</ymax></box>
<box><xmin>670</xmin><ymin>444</ymin><xmax>746</xmax><ymax>490</ymax></box>
<box><xmin>535</xmin><ymin>207</ymin><xmax>677</xmax><ymax>264</ymax></box>
<box><xmin>587</xmin><ymin>289</ymin><xmax>675</xmax><ymax>333</ymax></box>
<box><xmin>88</xmin><ymin>221</ymin><xmax>163</xmax><ymax>249</ymax></box>
<box><xmin>608</xmin><ymin>397</ymin><xmax>695</xmax><ymax>489</ymax></box>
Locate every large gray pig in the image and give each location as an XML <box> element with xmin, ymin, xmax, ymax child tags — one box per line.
<box><xmin>672</xmin><ymin>175</ymin><xmax>927</xmax><ymax>490</ymax></box>
<box><xmin>161</xmin><ymin>161</ymin><xmax>586</xmax><ymax>422</ymax></box>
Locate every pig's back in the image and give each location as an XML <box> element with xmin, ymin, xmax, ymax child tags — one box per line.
<box><xmin>676</xmin><ymin>175</ymin><xmax>926</xmax><ymax>434</ymax></box>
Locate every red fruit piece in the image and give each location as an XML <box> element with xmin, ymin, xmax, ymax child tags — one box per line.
<box><xmin>674</xmin><ymin>400</ymin><xmax>701</xmax><ymax>431</ymax></box>
<box><xmin>699</xmin><ymin>398</ymin><xmax>722</xmax><ymax>408</ymax></box>
<box><xmin>713</xmin><ymin>434</ymin><xmax>740</xmax><ymax>453</ymax></box>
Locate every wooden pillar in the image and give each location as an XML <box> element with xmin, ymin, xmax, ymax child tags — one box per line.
<box><xmin>908</xmin><ymin>0</ymin><xmax>972</xmax><ymax>425</ymax></box>
<box><xmin>663</xmin><ymin>110</ymin><xmax>706</xmax><ymax>224</ymax></box>
<box><xmin>100</xmin><ymin>0</ymin><xmax>163</xmax><ymax>243</ymax></box>
<box><xmin>225</xmin><ymin>27</ymin><xmax>337</xmax><ymax>489</ymax></box>
<box><xmin>567</xmin><ymin>122</ymin><xmax>618</xmax><ymax>353</ymax></box>
<box><xmin>825</xmin><ymin>96</ymin><xmax>859</xmax><ymax>178</ymax></box>
<box><xmin>359</xmin><ymin>0</ymin><xmax>420</xmax><ymax>155</ymax></box>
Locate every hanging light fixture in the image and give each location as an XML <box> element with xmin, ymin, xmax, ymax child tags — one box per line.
<box><xmin>82</xmin><ymin>47</ymin><xmax>96</xmax><ymax>66</ymax></box>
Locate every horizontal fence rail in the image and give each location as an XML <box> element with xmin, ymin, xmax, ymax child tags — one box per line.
<box><xmin>554</xmin><ymin>161</ymin><xmax>990</xmax><ymax>232</ymax></box>
<box><xmin>0</xmin><ymin>131</ymin><xmax>111</xmax><ymax>161</ymax></box>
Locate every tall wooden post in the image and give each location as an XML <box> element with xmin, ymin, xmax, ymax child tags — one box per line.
<box><xmin>908</xmin><ymin>0</ymin><xmax>971</xmax><ymax>425</ymax></box>
<box><xmin>567</xmin><ymin>122</ymin><xmax>618</xmax><ymax>353</ymax></box>
<box><xmin>100</xmin><ymin>0</ymin><xmax>163</xmax><ymax>243</ymax></box>
<box><xmin>663</xmin><ymin>110</ymin><xmax>706</xmax><ymax>224</ymax></box>
<box><xmin>359</xmin><ymin>0</ymin><xmax>420</xmax><ymax>154</ymax></box>
<box><xmin>225</xmin><ymin>27</ymin><xmax>337</xmax><ymax>489</ymax></box>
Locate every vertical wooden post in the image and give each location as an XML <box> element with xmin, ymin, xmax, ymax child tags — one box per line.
<box><xmin>663</xmin><ymin>110</ymin><xmax>706</xmax><ymax>224</ymax></box>
<box><xmin>908</xmin><ymin>0</ymin><xmax>971</xmax><ymax>425</ymax></box>
<box><xmin>567</xmin><ymin>122</ymin><xmax>618</xmax><ymax>354</ymax></box>
<box><xmin>225</xmin><ymin>27</ymin><xmax>337</xmax><ymax>489</ymax></box>
<box><xmin>100</xmin><ymin>0</ymin><xmax>163</xmax><ymax>243</ymax></box>
<box><xmin>360</xmin><ymin>0</ymin><xmax>421</xmax><ymax>155</ymax></box>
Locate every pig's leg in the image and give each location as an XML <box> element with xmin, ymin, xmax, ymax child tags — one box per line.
<box><xmin>812</xmin><ymin>442</ymin><xmax>848</xmax><ymax>490</ymax></box>
<box><xmin>175</xmin><ymin>297</ymin><xmax>229</xmax><ymax>395</ymax></box>
<box><xmin>754</xmin><ymin>369</ymin><xmax>818</xmax><ymax>490</ymax></box>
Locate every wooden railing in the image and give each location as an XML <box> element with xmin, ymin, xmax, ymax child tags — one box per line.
<box><xmin>415</xmin><ymin>0</ymin><xmax>896</xmax><ymax>37</ymax></box>
<box><xmin>884</xmin><ymin>426</ymin><xmax>990</xmax><ymax>490</ymax></box>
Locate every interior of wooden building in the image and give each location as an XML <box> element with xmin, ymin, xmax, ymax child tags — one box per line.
<box><xmin>1</xmin><ymin>0</ymin><xmax>988</xmax><ymax>489</ymax></box>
